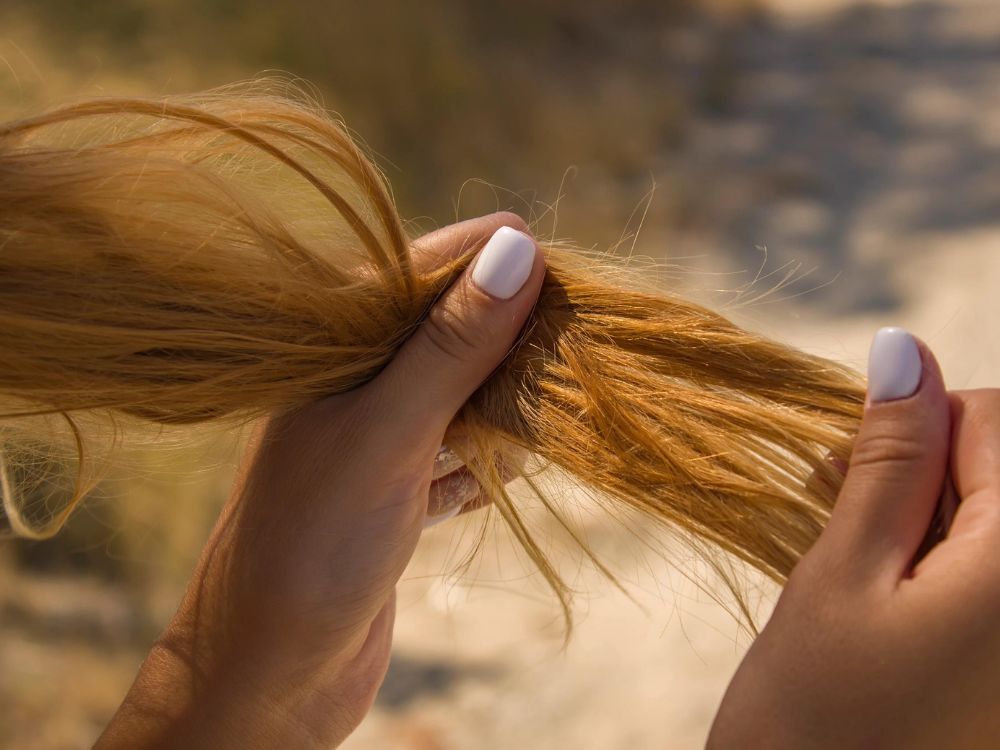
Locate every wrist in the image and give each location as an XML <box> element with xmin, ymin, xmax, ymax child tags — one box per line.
<box><xmin>96</xmin><ymin>617</ymin><xmax>379</xmax><ymax>750</ymax></box>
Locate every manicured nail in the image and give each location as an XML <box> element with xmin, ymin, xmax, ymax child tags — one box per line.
<box><xmin>470</xmin><ymin>226</ymin><xmax>536</xmax><ymax>299</ymax></box>
<box><xmin>423</xmin><ymin>503</ymin><xmax>462</xmax><ymax>529</ymax></box>
<box><xmin>867</xmin><ymin>326</ymin><xmax>922</xmax><ymax>403</ymax></box>
<box><xmin>432</xmin><ymin>444</ymin><xmax>464</xmax><ymax>480</ymax></box>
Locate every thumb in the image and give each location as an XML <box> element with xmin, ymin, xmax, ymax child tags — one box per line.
<box><xmin>819</xmin><ymin>327</ymin><xmax>951</xmax><ymax>582</ymax></box>
<box><xmin>370</xmin><ymin>223</ymin><xmax>544</xmax><ymax>455</ymax></box>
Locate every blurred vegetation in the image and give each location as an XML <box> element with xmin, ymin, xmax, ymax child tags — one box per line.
<box><xmin>2</xmin><ymin>0</ymin><xmax>761</xmax><ymax>235</ymax></box>
<box><xmin>0</xmin><ymin>2</ymin><xmax>761</xmax><ymax>746</ymax></box>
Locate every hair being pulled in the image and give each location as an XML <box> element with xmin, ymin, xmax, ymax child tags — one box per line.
<box><xmin>0</xmin><ymin>81</ymin><xmax>865</xmax><ymax>627</ymax></box>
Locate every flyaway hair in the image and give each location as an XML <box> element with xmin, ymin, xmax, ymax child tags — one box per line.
<box><xmin>0</xmin><ymin>82</ymin><xmax>866</xmax><ymax>629</ymax></box>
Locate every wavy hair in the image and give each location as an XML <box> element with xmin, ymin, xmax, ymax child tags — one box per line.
<box><xmin>0</xmin><ymin>82</ymin><xmax>865</xmax><ymax>628</ymax></box>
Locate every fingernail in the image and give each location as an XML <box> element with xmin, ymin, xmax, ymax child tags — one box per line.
<box><xmin>423</xmin><ymin>503</ymin><xmax>463</xmax><ymax>529</ymax></box>
<box><xmin>867</xmin><ymin>326</ymin><xmax>922</xmax><ymax>403</ymax></box>
<box><xmin>432</xmin><ymin>444</ymin><xmax>464</xmax><ymax>480</ymax></box>
<box><xmin>470</xmin><ymin>226</ymin><xmax>536</xmax><ymax>300</ymax></box>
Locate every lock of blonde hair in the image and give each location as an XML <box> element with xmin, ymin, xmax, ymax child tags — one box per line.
<box><xmin>0</xmin><ymin>81</ymin><xmax>865</xmax><ymax>631</ymax></box>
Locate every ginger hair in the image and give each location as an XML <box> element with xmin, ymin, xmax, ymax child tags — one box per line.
<box><xmin>0</xmin><ymin>82</ymin><xmax>865</xmax><ymax>629</ymax></box>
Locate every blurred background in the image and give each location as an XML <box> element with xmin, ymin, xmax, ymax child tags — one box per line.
<box><xmin>1</xmin><ymin>0</ymin><xmax>998</xmax><ymax>747</ymax></box>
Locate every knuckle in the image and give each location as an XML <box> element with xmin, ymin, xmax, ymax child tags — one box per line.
<box><xmin>848</xmin><ymin>428</ymin><xmax>929</xmax><ymax>473</ymax></box>
<box><xmin>423</xmin><ymin>296</ymin><xmax>490</xmax><ymax>362</ymax></box>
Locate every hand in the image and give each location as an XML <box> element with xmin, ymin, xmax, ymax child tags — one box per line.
<box><xmin>96</xmin><ymin>212</ymin><xmax>545</xmax><ymax>749</ymax></box>
<box><xmin>709</xmin><ymin>328</ymin><xmax>1000</xmax><ymax>749</ymax></box>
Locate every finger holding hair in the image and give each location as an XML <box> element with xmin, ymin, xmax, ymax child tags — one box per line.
<box><xmin>235</xmin><ymin>214</ymin><xmax>545</xmax><ymax>625</ymax></box>
<box><xmin>812</xmin><ymin>328</ymin><xmax>951</xmax><ymax>586</ymax></box>
<box><xmin>353</xmin><ymin>215</ymin><xmax>544</xmax><ymax>520</ymax></box>
<box><xmin>910</xmin><ymin>388</ymin><xmax>1000</xmax><ymax>584</ymax></box>
<box><xmin>103</xmin><ymin>216</ymin><xmax>547</xmax><ymax>750</ymax></box>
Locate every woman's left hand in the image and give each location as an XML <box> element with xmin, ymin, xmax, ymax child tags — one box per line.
<box><xmin>96</xmin><ymin>212</ymin><xmax>544</xmax><ymax>749</ymax></box>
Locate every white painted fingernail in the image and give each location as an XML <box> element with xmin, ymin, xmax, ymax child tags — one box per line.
<box><xmin>432</xmin><ymin>444</ymin><xmax>464</xmax><ymax>480</ymax></box>
<box><xmin>867</xmin><ymin>327</ymin><xmax>922</xmax><ymax>403</ymax></box>
<box><xmin>423</xmin><ymin>503</ymin><xmax>463</xmax><ymax>529</ymax></box>
<box><xmin>470</xmin><ymin>226</ymin><xmax>536</xmax><ymax>300</ymax></box>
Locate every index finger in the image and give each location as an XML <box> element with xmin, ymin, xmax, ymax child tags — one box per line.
<box><xmin>909</xmin><ymin>388</ymin><xmax>1000</xmax><ymax>581</ymax></box>
<box><xmin>409</xmin><ymin>211</ymin><xmax>530</xmax><ymax>275</ymax></box>
<box><xmin>948</xmin><ymin>389</ymin><xmax>1000</xmax><ymax>505</ymax></box>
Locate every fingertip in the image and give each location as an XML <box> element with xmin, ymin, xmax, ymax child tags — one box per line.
<box><xmin>469</xmin><ymin>226</ymin><xmax>539</xmax><ymax>301</ymax></box>
<box><xmin>866</xmin><ymin>327</ymin><xmax>921</xmax><ymax>404</ymax></box>
<box><xmin>409</xmin><ymin>212</ymin><xmax>535</xmax><ymax>276</ymax></box>
<box><xmin>914</xmin><ymin>337</ymin><xmax>946</xmax><ymax>395</ymax></box>
<box><xmin>865</xmin><ymin>328</ymin><xmax>946</xmax><ymax>408</ymax></box>
<box><xmin>487</xmin><ymin>211</ymin><xmax>531</xmax><ymax>236</ymax></box>
<box><xmin>820</xmin><ymin>328</ymin><xmax>951</xmax><ymax>581</ymax></box>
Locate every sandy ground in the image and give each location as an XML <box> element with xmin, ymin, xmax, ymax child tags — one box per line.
<box><xmin>1</xmin><ymin>1</ymin><xmax>999</xmax><ymax>748</ymax></box>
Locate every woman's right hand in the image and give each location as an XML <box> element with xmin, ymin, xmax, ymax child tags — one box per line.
<box><xmin>709</xmin><ymin>328</ymin><xmax>1000</xmax><ymax>749</ymax></box>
